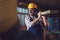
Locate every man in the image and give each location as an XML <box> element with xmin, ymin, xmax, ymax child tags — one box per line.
<box><xmin>0</xmin><ymin>0</ymin><xmax>40</xmax><ymax>40</ymax></box>
<box><xmin>25</xmin><ymin>3</ymin><xmax>49</xmax><ymax>39</ymax></box>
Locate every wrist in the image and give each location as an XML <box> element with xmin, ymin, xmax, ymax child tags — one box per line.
<box><xmin>37</xmin><ymin>17</ymin><xmax>40</xmax><ymax>20</ymax></box>
<box><xmin>38</xmin><ymin>16</ymin><xmax>40</xmax><ymax>19</ymax></box>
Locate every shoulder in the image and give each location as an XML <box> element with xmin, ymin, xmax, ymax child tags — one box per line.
<box><xmin>16</xmin><ymin>31</ymin><xmax>40</xmax><ymax>40</ymax></box>
<box><xmin>25</xmin><ymin>16</ymin><xmax>30</xmax><ymax>20</ymax></box>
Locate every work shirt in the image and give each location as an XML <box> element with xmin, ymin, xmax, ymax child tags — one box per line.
<box><xmin>25</xmin><ymin>16</ymin><xmax>43</xmax><ymax>30</ymax></box>
<box><xmin>25</xmin><ymin>16</ymin><xmax>44</xmax><ymax>40</ymax></box>
<box><xmin>0</xmin><ymin>21</ymin><xmax>40</xmax><ymax>40</ymax></box>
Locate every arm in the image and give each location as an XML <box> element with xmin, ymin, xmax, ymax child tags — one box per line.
<box><xmin>25</xmin><ymin>17</ymin><xmax>40</xmax><ymax>30</ymax></box>
<box><xmin>42</xmin><ymin>16</ymin><xmax>50</xmax><ymax>27</ymax></box>
<box><xmin>25</xmin><ymin>12</ymin><xmax>41</xmax><ymax>30</ymax></box>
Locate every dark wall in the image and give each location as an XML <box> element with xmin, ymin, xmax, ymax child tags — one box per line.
<box><xmin>18</xmin><ymin>0</ymin><xmax>60</xmax><ymax>10</ymax></box>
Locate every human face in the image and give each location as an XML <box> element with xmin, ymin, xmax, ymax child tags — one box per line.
<box><xmin>29</xmin><ymin>8</ymin><xmax>39</xmax><ymax>16</ymax></box>
<box><xmin>28</xmin><ymin>8</ymin><xmax>35</xmax><ymax>16</ymax></box>
<box><xmin>0</xmin><ymin>0</ymin><xmax>17</xmax><ymax>33</ymax></box>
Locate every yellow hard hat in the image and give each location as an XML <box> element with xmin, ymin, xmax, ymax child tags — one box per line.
<box><xmin>28</xmin><ymin>3</ymin><xmax>37</xmax><ymax>9</ymax></box>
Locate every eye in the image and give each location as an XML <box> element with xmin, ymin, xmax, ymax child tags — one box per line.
<box><xmin>29</xmin><ymin>10</ymin><xmax>33</xmax><ymax>13</ymax></box>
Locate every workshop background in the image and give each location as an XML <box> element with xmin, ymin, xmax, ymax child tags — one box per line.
<box><xmin>17</xmin><ymin>0</ymin><xmax>60</xmax><ymax>40</ymax></box>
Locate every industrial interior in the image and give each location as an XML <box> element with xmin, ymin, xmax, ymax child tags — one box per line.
<box><xmin>17</xmin><ymin>0</ymin><xmax>60</xmax><ymax>40</ymax></box>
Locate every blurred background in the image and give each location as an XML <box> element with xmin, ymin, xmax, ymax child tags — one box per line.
<box><xmin>17</xmin><ymin>0</ymin><xmax>60</xmax><ymax>27</ymax></box>
<box><xmin>17</xmin><ymin>0</ymin><xmax>60</xmax><ymax>40</ymax></box>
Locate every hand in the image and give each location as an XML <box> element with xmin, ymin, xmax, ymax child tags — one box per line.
<box><xmin>38</xmin><ymin>11</ymin><xmax>42</xmax><ymax>18</ymax></box>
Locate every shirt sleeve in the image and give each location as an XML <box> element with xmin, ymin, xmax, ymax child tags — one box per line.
<box><xmin>25</xmin><ymin>17</ymin><xmax>34</xmax><ymax>30</ymax></box>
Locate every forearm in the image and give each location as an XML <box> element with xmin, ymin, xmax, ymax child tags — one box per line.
<box><xmin>42</xmin><ymin>16</ymin><xmax>49</xmax><ymax>27</ymax></box>
<box><xmin>25</xmin><ymin>17</ymin><xmax>39</xmax><ymax>30</ymax></box>
<box><xmin>31</xmin><ymin>17</ymin><xmax>40</xmax><ymax>25</ymax></box>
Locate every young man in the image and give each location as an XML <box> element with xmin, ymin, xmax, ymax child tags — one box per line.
<box><xmin>0</xmin><ymin>0</ymin><xmax>40</xmax><ymax>40</ymax></box>
<box><xmin>25</xmin><ymin>3</ymin><xmax>49</xmax><ymax>40</ymax></box>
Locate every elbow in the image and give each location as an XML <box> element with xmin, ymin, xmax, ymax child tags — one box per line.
<box><xmin>45</xmin><ymin>22</ymin><xmax>50</xmax><ymax>27</ymax></box>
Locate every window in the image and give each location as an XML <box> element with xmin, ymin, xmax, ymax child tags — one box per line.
<box><xmin>17</xmin><ymin>7</ymin><xmax>28</xmax><ymax>13</ymax></box>
<box><xmin>17</xmin><ymin>7</ymin><xmax>29</xmax><ymax>26</ymax></box>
